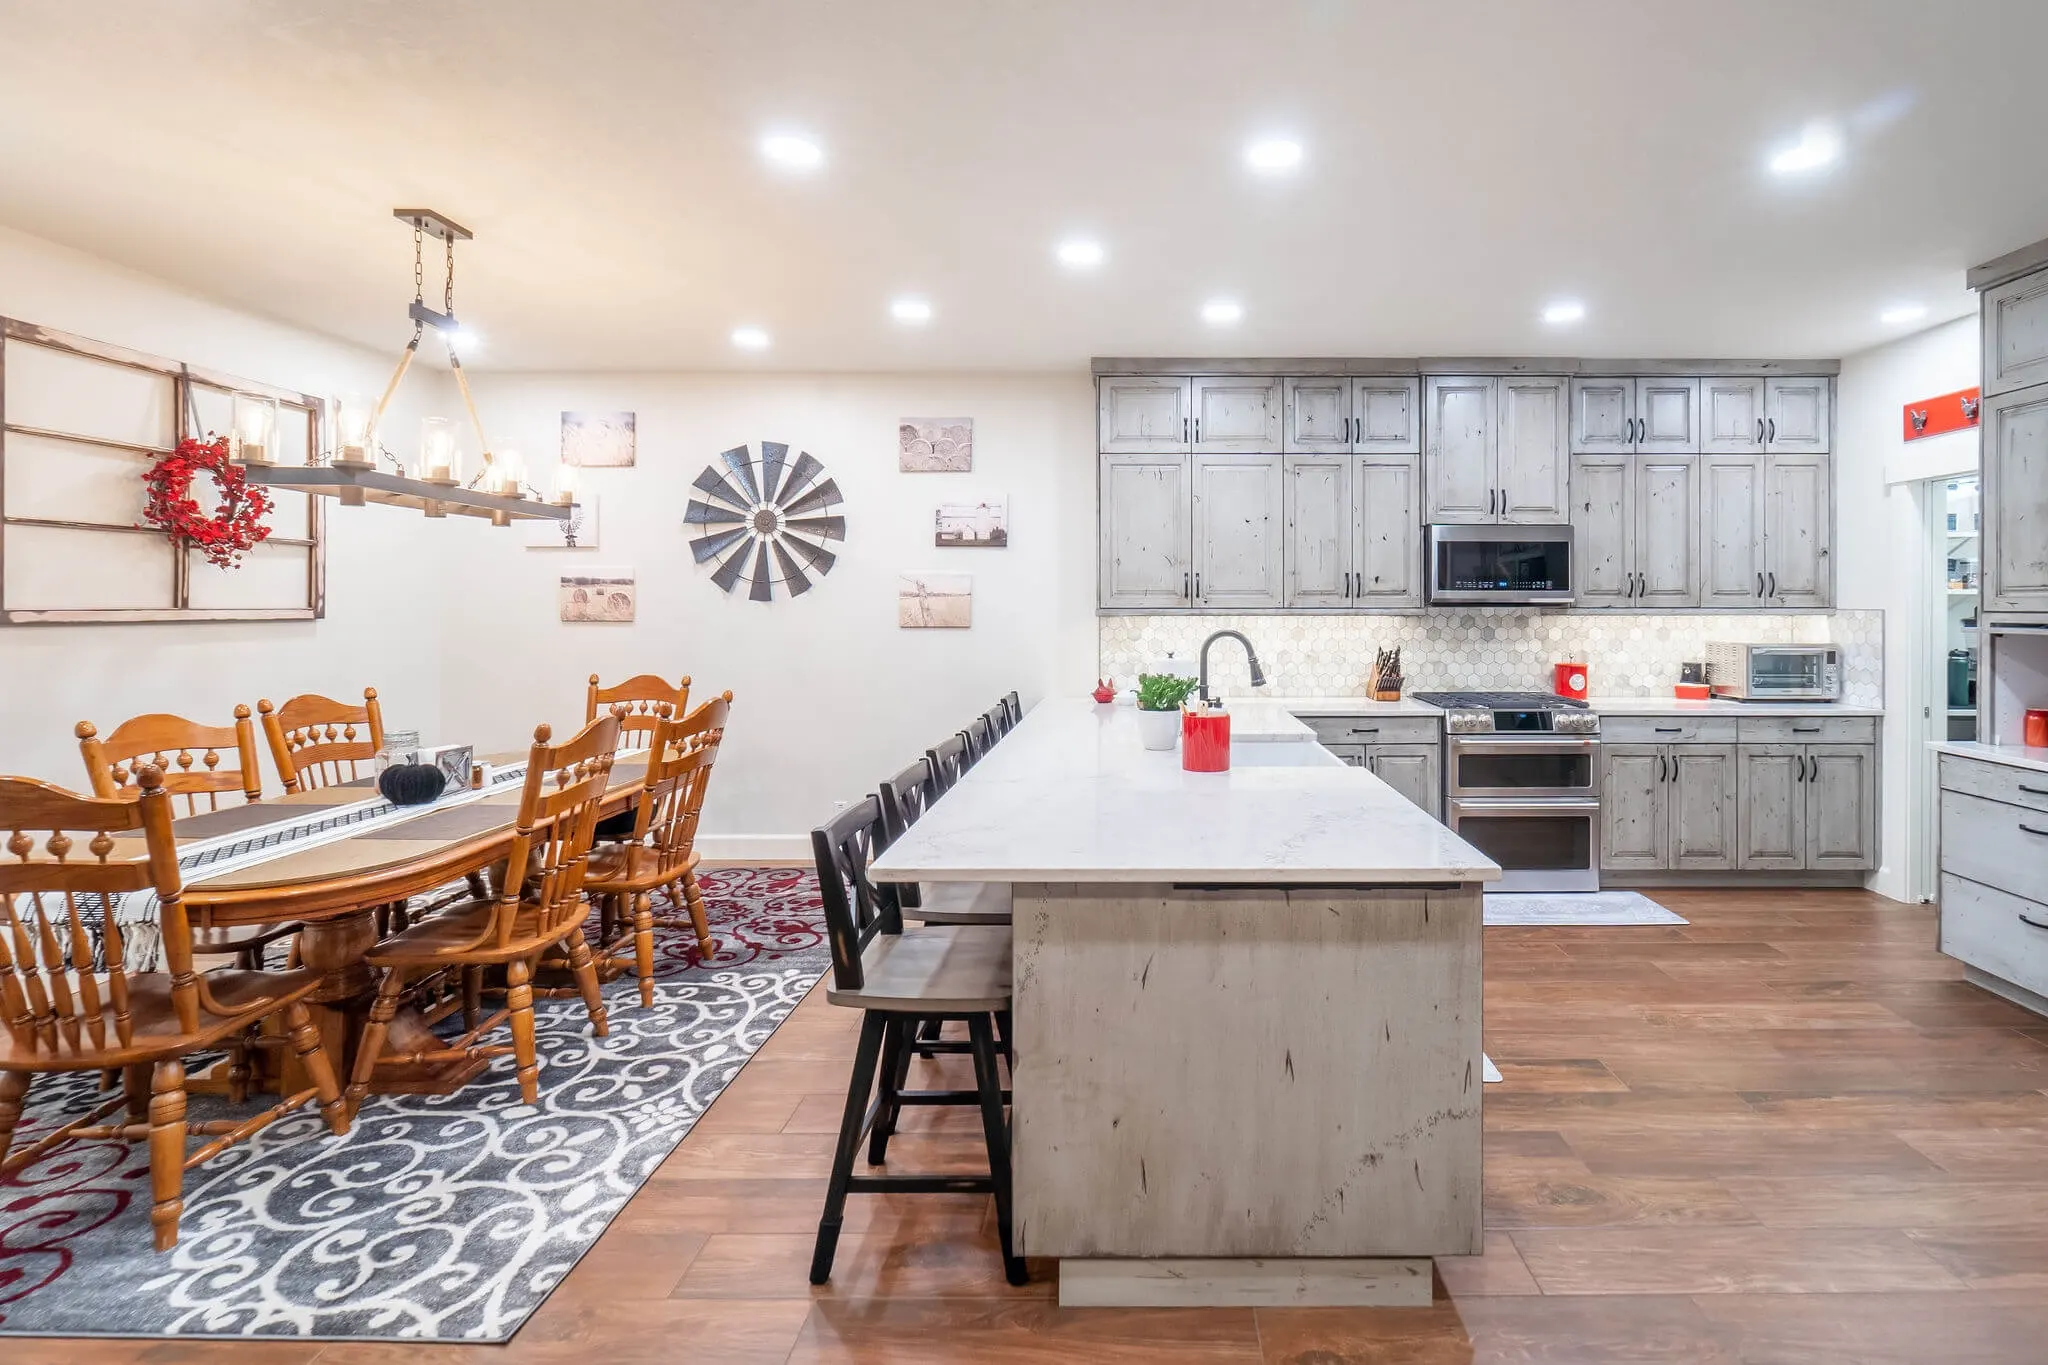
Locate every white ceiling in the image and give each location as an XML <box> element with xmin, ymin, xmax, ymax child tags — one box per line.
<box><xmin>3</xmin><ymin>0</ymin><xmax>2045</xmax><ymax>372</ymax></box>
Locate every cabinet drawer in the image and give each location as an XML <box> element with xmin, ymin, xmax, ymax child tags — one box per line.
<box><xmin>1940</xmin><ymin>873</ymin><xmax>2048</xmax><ymax>999</ymax></box>
<box><xmin>1599</xmin><ymin>716</ymin><xmax>1739</xmax><ymax>744</ymax></box>
<box><xmin>1736</xmin><ymin>716</ymin><xmax>1876</xmax><ymax>744</ymax></box>
<box><xmin>1300</xmin><ymin>714</ymin><xmax>1439</xmax><ymax>746</ymax></box>
<box><xmin>1940</xmin><ymin>753</ymin><xmax>2048</xmax><ymax>817</ymax></box>
<box><xmin>1942</xmin><ymin>790</ymin><xmax>2048</xmax><ymax>896</ymax></box>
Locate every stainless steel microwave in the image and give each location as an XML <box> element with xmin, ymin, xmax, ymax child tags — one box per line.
<box><xmin>1706</xmin><ymin>643</ymin><xmax>1843</xmax><ymax>701</ymax></box>
<box><xmin>1426</xmin><ymin>524</ymin><xmax>1574</xmax><ymax>605</ymax></box>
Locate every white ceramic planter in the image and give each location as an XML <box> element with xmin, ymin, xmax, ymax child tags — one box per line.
<box><xmin>1136</xmin><ymin>707</ymin><xmax>1181</xmax><ymax>751</ymax></box>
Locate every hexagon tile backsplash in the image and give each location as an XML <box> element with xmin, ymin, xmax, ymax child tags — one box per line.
<box><xmin>1099</xmin><ymin>611</ymin><xmax>1883</xmax><ymax>706</ymax></box>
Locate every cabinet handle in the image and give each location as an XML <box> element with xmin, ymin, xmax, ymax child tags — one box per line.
<box><xmin>1756</xmin><ymin>572</ymin><xmax>1765</xmax><ymax>598</ymax></box>
<box><xmin>1658</xmin><ymin>754</ymin><xmax>1667</xmax><ymax>782</ymax></box>
<box><xmin>2021</xmin><ymin>912</ymin><xmax>2048</xmax><ymax>932</ymax></box>
<box><xmin>1767</xmin><ymin>571</ymin><xmax>1777</xmax><ymax>599</ymax></box>
<box><xmin>2019</xmin><ymin>784</ymin><xmax>2048</xmax><ymax>797</ymax></box>
<box><xmin>1344</xmin><ymin>416</ymin><xmax>1353</xmax><ymax>444</ymax></box>
<box><xmin>1756</xmin><ymin>418</ymin><xmax>1764</xmax><ymax>444</ymax></box>
<box><xmin>1655</xmin><ymin>727</ymin><xmax>1683</xmax><ymax>734</ymax></box>
<box><xmin>2020</xmin><ymin>823</ymin><xmax>2048</xmax><ymax>838</ymax></box>
<box><xmin>1349</xmin><ymin>727</ymin><xmax>1381</xmax><ymax>736</ymax></box>
<box><xmin>1671</xmin><ymin>755</ymin><xmax>1680</xmax><ymax>784</ymax></box>
<box><xmin>1194</xmin><ymin>572</ymin><xmax>1201</xmax><ymax>599</ymax></box>
<box><xmin>1184</xmin><ymin>417</ymin><xmax>1190</xmax><ymax>443</ymax></box>
<box><xmin>1767</xmin><ymin>418</ymin><xmax>1776</xmax><ymax>443</ymax></box>
<box><xmin>1194</xmin><ymin>418</ymin><xmax>1201</xmax><ymax>444</ymax></box>
<box><xmin>1792</xmin><ymin>725</ymin><xmax>1820</xmax><ymax>734</ymax></box>
<box><xmin>1184</xmin><ymin>571</ymin><xmax>1190</xmax><ymax>599</ymax></box>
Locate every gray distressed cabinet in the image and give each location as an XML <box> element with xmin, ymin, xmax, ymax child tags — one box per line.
<box><xmin>1283</xmin><ymin>377</ymin><xmax>1420</xmax><ymax>454</ymax></box>
<box><xmin>1425</xmin><ymin>375</ymin><xmax>1569</xmax><ymax>524</ymax></box>
<box><xmin>1099</xmin><ymin>453</ymin><xmax>1190</xmax><ymax>607</ymax></box>
<box><xmin>1980</xmin><ymin>382</ymin><xmax>2048</xmax><ymax>611</ymax></box>
<box><xmin>1281</xmin><ymin>453</ymin><xmax>1421</xmax><ymax>608</ymax></box>
<box><xmin>1192</xmin><ymin>377</ymin><xmax>1283</xmax><ymax>453</ymax></box>
<box><xmin>1571</xmin><ymin>453</ymin><xmax>1700</xmax><ymax>607</ymax></box>
<box><xmin>1937</xmin><ymin>753</ymin><xmax>2048</xmax><ymax>1008</ymax></box>
<box><xmin>1600</xmin><ymin>741</ymin><xmax>1738</xmax><ymax>872</ymax></box>
<box><xmin>1735</xmin><ymin>728</ymin><xmax>1877</xmax><ymax>872</ymax></box>
<box><xmin>1571</xmin><ymin>377</ymin><xmax>1700</xmax><ymax>455</ymax></box>
<box><xmin>1191</xmin><ymin>454</ymin><xmax>1283</xmax><ymax>607</ymax></box>
<box><xmin>1099</xmin><ymin>377</ymin><xmax>1191</xmax><ymax>453</ymax></box>
<box><xmin>1301</xmin><ymin>714</ymin><xmax>1441</xmax><ymax>818</ymax></box>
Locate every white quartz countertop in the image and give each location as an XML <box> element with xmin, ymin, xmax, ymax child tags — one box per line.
<box><xmin>1213</xmin><ymin>693</ymin><xmax>1878</xmax><ymax>718</ymax></box>
<box><xmin>871</xmin><ymin>698</ymin><xmax>1500</xmax><ymax>886</ymax></box>
<box><xmin>1930</xmin><ymin>740</ymin><xmax>2048</xmax><ymax>776</ymax></box>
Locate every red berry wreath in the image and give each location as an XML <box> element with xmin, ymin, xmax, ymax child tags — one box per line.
<box><xmin>140</xmin><ymin>435</ymin><xmax>274</xmax><ymax>569</ymax></box>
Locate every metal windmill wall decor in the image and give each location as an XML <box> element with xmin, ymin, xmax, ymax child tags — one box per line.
<box><xmin>686</xmin><ymin>442</ymin><xmax>845</xmax><ymax>601</ymax></box>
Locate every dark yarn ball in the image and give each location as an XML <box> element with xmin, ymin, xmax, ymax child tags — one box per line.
<box><xmin>377</xmin><ymin>762</ymin><xmax>447</xmax><ymax>806</ymax></box>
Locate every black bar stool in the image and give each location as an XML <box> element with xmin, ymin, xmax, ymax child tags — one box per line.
<box><xmin>879</xmin><ymin>757</ymin><xmax>1011</xmax><ymax>928</ymax></box>
<box><xmin>926</xmin><ymin>731</ymin><xmax>974</xmax><ymax>794</ymax></box>
<box><xmin>807</xmin><ymin>796</ymin><xmax>1024</xmax><ymax>1287</ymax></box>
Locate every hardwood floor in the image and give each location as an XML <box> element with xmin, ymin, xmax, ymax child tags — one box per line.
<box><xmin>15</xmin><ymin>889</ymin><xmax>2048</xmax><ymax>1363</ymax></box>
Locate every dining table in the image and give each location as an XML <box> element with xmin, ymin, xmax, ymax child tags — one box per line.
<box><xmin>127</xmin><ymin>749</ymin><xmax>650</xmax><ymax>1098</ymax></box>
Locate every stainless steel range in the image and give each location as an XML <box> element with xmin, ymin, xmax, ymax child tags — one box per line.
<box><xmin>1414</xmin><ymin>691</ymin><xmax>1601</xmax><ymax>893</ymax></box>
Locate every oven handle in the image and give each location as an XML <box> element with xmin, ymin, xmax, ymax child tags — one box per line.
<box><xmin>1447</xmin><ymin>738</ymin><xmax>1603</xmax><ymax>755</ymax></box>
<box><xmin>1447</xmin><ymin>797</ymin><xmax>1602</xmax><ymax>817</ymax></box>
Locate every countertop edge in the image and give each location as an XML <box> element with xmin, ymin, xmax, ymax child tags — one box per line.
<box><xmin>1929</xmin><ymin>740</ymin><xmax>2048</xmax><ymax>775</ymax></box>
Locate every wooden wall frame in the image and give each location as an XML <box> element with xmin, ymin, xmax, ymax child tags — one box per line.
<box><xmin>0</xmin><ymin>318</ymin><xmax>328</xmax><ymax>625</ymax></box>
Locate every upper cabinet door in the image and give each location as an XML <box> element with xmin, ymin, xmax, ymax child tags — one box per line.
<box><xmin>1635</xmin><ymin>456</ymin><xmax>1701</xmax><ymax>608</ymax></box>
<box><xmin>1570</xmin><ymin>378</ymin><xmax>1635</xmax><ymax>455</ymax></box>
<box><xmin>1701</xmin><ymin>378</ymin><xmax>1767</xmax><ymax>455</ymax></box>
<box><xmin>1424</xmin><ymin>377</ymin><xmax>1496</xmax><ymax>523</ymax></box>
<box><xmin>1100</xmin><ymin>377</ymin><xmax>1191</xmax><ymax>453</ymax></box>
<box><xmin>1635</xmin><ymin>378</ymin><xmax>1701</xmax><ymax>454</ymax></box>
<box><xmin>1283</xmin><ymin>378</ymin><xmax>1352</xmax><ymax>453</ymax></box>
<box><xmin>1191</xmin><ymin>454</ymin><xmax>1284</xmax><ymax>608</ymax></box>
<box><xmin>1699</xmin><ymin>456</ymin><xmax>1766</xmax><ymax>607</ymax></box>
<box><xmin>1352</xmin><ymin>377</ymin><xmax>1421</xmax><ymax>453</ymax></box>
<box><xmin>1982</xmin><ymin>384</ymin><xmax>2048</xmax><ymax>611</ymax></box>
<box><xmin>1282</xmin><ymin>454</ymin><xmax>1352</xmax><ymax>607</ymax></box>
<box><xmin>1982</xmin><ymin>270</ymin><xmax>2048</xmax><ymax>397</ymax></box>
<box><xmin>1765</xmin><ymin>378</ymin><xmax>1831</xmax><ymax>454</ymax></box>
<box><xmin>1764</xmin><ymin>454</ymin><xmax>1831</xmax><ymax>607</ymax></box>
<box><xmin>1355</xmin><ymin>455</ymin><xmax>1422</xmax><ymax>607</ymax></box>
<box><xmin>1496</xmin><ymin>376</ymin><xmax>1571</xmax><ymax>523</ymax></box>
<box><xmin>1191</xmin><ymin>377</ymin><xmax>1283</xmax><ymax>453</ymax></box>
<box><xmin>1099</xmin><ymin>454</ymin><xmax>1191</xmax><ymax>608</ymax></box>
<box><xmin>1570</xmin><ymin>453</ymin><xmax>1633</xmax><ymax>607</ymax></box>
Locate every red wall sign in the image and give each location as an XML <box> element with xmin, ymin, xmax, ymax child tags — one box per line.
<box><xmin>1903</xmin><ymin>386</ymin><xmax>1981</xmax><ymax>442</ymax></box>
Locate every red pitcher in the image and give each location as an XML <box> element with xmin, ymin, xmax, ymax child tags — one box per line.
<box><xmin>1182</xmin><ymin>706</ymin><xmax>1231</xmax><ymax>772</ymax></box>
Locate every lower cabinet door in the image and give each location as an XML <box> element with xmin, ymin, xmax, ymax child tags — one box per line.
<box><xmin>1805</xmin><ymin>743</ymin><xmax>1877</xmax><ymax>870</ymax></box>
<box><xmin>1738</xmin><ymin>744</ymin><xmax>1806</xmax><ymax>869</ymax></box>
<box><xmin>1600</xmin><ymin>744</ymin><xmax>1669</xmax><ymax>870</ymax></box>
<box><xmin>1322</xmin><ymin>742</ymin><xmax>1368</xmax><ymax>767</ymax></box>
<box><xmin>1366</xmin><ymin>743</ymin><xmax>1441</xmax><ymax>818</ymax></box>
<box><xmin>1669</xmin><ymin>743</ymin><xmax>1738</xmax><ymax>870</ymax></box>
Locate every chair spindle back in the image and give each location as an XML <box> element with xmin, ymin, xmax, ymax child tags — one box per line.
<box><xmin>494</xmin><ymin>714</ymin><xmax>620</xmax><ymax>950</ymax></box>
<box><xmin>587</xmin><ymin>673</ymin><xmax>691</xmax><ymax>750</ymax></box>
<box><xmin>77</xmin><ymin>708</ymin><xmax>262</xmax><ymax>815</ymax></box>
<box><xmin>258</xmin><ymin>688</ymin><xmax>386</xmax><ymax>792</ymax></box>
<box><xmin>810</xmin><ymin>795</ymin><xmax>900</xmax><ymax>993</ymax></box>
<box><xmin>926</xmin><ymin>732</ymin><xmax>972</xmax><ymax>796</ymax></box>
<box><xmin>630</xmin><ymin>692</ymin><xmax>732</xmax><ymax>880</ymax></box>
<box><xmin>876</xmin><ymin>757</ymin><xmax>935</xmax><ymax>911</ymax></box>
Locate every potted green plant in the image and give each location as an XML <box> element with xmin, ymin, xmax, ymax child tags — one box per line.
<box><xmin>1135</xmin><ymin>672</ymin><xmax>1200</xmax><ymax>750</ymax></box>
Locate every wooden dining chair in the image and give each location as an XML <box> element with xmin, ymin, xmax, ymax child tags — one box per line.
<box><xmin>0</xmin><ymin>767</ymin><xmax>348</xmax><ymax>1252</ymax></box>
<box><xmin>877</xmin><ymin>758</ymin><xmax>1011</xmax><ymax>927</ymax></box>
<box><xmin>345</xmin><ymin>714</ymin><xmax>619</xmax><ymax>1114</ymax></box>
<box><xmin>807</xmin><ymin>796</ymin><xmax>1023</xmax><ymax>1287</ymax></box>
<box><xmin>77</xmin><ymin>707</ymin><xmax>263</xmax><ymax>815</ymax></box>
<box><xmin>587</xmin><ymin>673</ymin><xmax>690</xmax><ymax>750</ymax></box>
<box><xmin>585</xmin><ymin>693</ymin><xmax>732</xmax><ymax>1004</ymax></box>
<box><xmin>926</xmin><ymin>732</ymin><xmax>973</xmax><ymax>796</ymax></box>
<box><xmin>257</xmin><ymin>688</ymin><xmax>386</xmax><ymax>792</ymax></box>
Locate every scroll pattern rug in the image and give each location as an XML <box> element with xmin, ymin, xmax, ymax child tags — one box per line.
<box><xmin>0</xmin><ymin>867</ymin><xmax>830</xmax><ymax>1342</ymax></box>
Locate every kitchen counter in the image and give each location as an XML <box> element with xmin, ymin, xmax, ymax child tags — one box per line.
<box><xmin>872</xmin><ymin>696</ymin><xmax>1492</xmax><ymax>1305</ymax></box>
<box><xmin>1587</xmin><ymin>696</ymin><xmax>1884</xmax><ymax>717</ymax></box>
<box><xmin>873</xmin><ymin>698</ymin><xmax>1495</xmax><ymax>885</ymax></box>
<box><xmin>1931</xmin><ymin>740</ymin><xmax>2048</xmax><ymax>776</ymax></box>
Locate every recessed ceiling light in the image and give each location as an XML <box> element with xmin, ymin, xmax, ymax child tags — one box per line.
<box><xmin>759</xmin><ymin>132</ymin><xmax>824</xmax><ymax>171</ymax></box>
<box><xmin>1056</xmin><ymin>238</ymin><xmax>1105</xmax><ymax>269</ymax></box>
<box><xmin>731</xmin><ymin>326</ymin><xmax>771</xmax><ymax>350</ymax></box>
<box><xmin>890</xmin><ymin>298</ymin><xmax>933</xmax><ymax>324</ymax></box>
<box><xmin>1245</xmin><ymin>138</ymin><xmax>1304</xmax><ymax>173</ymax></box>
<box><xmin>1768</xmin><ymin>124</ymin><xmax>1841</xmax><ymax>175</ymax></box>
<box><xmin>1541</xmin><ymin>300</ymin><xmax>1586</xmax><ymax>325</ymax></box>
<box><xmin>1880</xmin><ymin>303</ymin><xmax>1928</xmax><ymax>325</ymax></box>
<box><xmin>1201</xmin><ymin>299</ymin><xmax>1243</xmax><ymax>326</ymax></box>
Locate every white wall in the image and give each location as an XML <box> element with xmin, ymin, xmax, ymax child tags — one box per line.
<box><xmin>448</xmin><ymin>372</ymin><xmax>1098</xmax><ymax>855</ymax></box>
<box><xmin>1836</xmin><ymin>314</ymin><xmax>1980</xmax><ymax>901</ymax></box>
<box><xmin>0</xmin><ymin>225</ymin><xmax>451</xmax><ymax>787</ymax></box>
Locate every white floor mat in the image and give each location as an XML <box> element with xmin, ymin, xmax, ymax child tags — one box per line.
<box><xmin>1483</xmin><ymin>890</ymin><xmax>1685</xmax><ymax>926</ymax></box>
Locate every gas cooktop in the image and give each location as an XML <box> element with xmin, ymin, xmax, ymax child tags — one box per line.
<box><xmin>1412</xmin><ymin>691</ymin><xmax>1588</xmax><ymax>710</ymax></box>
<box><xmin>1412</xmin><ymin>691</ymin><xmax>1599</xmax><ymax>735</ymax></box>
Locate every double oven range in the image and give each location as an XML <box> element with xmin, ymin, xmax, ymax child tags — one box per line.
<box><xmin>1412</xmin><ymin>691</ymin><xmax>1601</xmax><ymax>893</ymax></box>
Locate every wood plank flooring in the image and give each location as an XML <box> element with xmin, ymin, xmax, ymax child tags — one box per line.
<box><xmin>14</xmin><ymin>889</ymin><xmax>2048</xmax><ymax>1363</ymax></box>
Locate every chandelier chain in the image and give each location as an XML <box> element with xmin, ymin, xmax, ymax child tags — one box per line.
<box><xmin>410</xmin><ymin>219</ymin><xmax>426</xmax><ymax>344</ymax></box>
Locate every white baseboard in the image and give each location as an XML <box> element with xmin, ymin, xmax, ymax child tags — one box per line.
<box><xmin>697</xmin><ymin>833</ymin><xmax>811</xmax><ymax>863</ymax></box>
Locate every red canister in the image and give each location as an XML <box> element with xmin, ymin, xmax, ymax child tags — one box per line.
<box><xmin>1182</xmin><ymin>707</ymin><xmax>1231</xmax><ymax>772</ymax></box>
<box><xmin>1554</xmin><ymin>661</ymin><xmax>1589</xmax><ymax>701</ymax></box>
<box><xmin>2026</xmin><ymin>709</ymin><xmax>2048</xmax><ymax>749</ymax></box>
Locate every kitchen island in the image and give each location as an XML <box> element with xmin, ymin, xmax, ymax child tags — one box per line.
<box><xmin>870</xmin><ymin>698</ymin><xmax>1500</xmax><ymax>1306</ymax></box>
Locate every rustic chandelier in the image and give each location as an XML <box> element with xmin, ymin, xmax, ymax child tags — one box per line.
<box><xmin>231</xmin><ymin>209</ymin><xmax>569</xmax><ymax>527</ymax></box>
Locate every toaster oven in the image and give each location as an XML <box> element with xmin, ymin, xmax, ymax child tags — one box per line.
<box><xmin>1705</xmin><ymin>643</ymin><xmax>1842</xmax><ymax>701</ymax></box>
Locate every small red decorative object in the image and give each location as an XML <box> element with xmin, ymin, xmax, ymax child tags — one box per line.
<box><xmin>1092</xmin><ymin>679</ymin><xmax>1116</xmax><ymax>703</ymax></box>
<box><xmin>139</xmin><ymin>434</ymin><xmax>273</xmax><ymax>569</ymax></box>
<box><xmin>2026</xmin><ymin>709</ymin><xmax>2048</xmax><ymax>749</ymax></box>
<box><xmin>1182</xmin><ymin>707</ymin><xmax>1231</xmax><ymax>772</ymax></box>
<box><xmin>1553</xmin><ymin>661</ymin><xmax>1589</xmax><ymax>701</ymax></box>
<box><xmin>1903</xmin><ymin>387</ymin><xmax>1981</xmax><ymax>443</ymax></box>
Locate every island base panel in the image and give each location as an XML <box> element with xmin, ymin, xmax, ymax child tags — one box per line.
<box><xmin>1013</xmin><ymin>881</ymin><xmax>1483</xmax><ymax>1260</ymax></box>
<box><xmin>1058</xmin><ymin>1256</ymin><xmax>1433</xmax><ymax>1308</ymax></box>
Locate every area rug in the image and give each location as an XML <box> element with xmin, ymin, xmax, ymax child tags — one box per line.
<box><xmin>0</xmin><ymin>867</ymin><xmax>831</xmax><ymax>1342</ymax></box>
<box><xmin>1483</xmin><ymin>890</ymin><xmax>1685</xmax><ymax>926</ymax></box>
